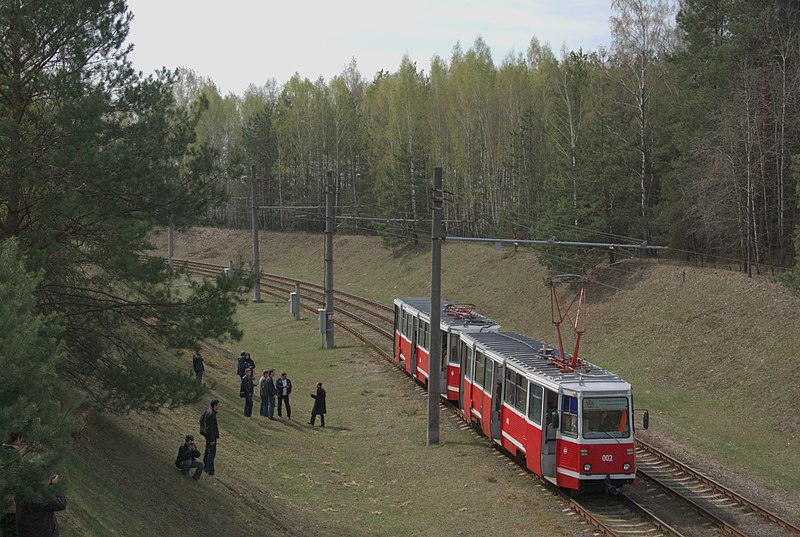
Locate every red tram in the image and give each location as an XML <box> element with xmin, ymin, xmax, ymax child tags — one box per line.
<box><xmin>393</xmin><ymin>297</ymin><xmax>646</xmax><ymax>493</ymax></box>
<box><xmin>393</xmin><ymin>298</ymin><xmax>499</xmax><ymax>401</ymax></box>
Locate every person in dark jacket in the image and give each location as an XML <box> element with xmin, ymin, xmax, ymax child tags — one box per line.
<box><xmin>275</xmin><ymin>371</ymin><xmax>292</xmax><ymax>419</ymax></box>
<box><xmin>240</xmin><ymin>367</ymin><xmax>255</xmax><ymax>417</ymax></box>
<box><xmin>175</xmin><ymin>435</ymin><xmax>203</xmax><ymax>480</ymax></box>
<box><xmin>244</xmin><ymin>353</ymin><xmax>256</xmax><ymax>373</ymax></box>
<box><xmin>308</xmin><ymin>382</ymin><xmax>327</xmax><ymax>427</ymax></box>
<box><xmin>264</xmin><ymin>369</ymin><xmax>277</xmax><ymax>420</ymax></box>
<box><xmin>236</xmin><ymin>351</ymin><xmax>247</xmax><ymax>378</ymax></box>
<box><xmin>192</xmin><ymin>348</ymin><xmax>204</xmax><ymax>382</ymax></box>
<box><xmin>15</xmin><ymin>474</ymin><xmax>66</xmax><ymax>537</ymax></box>
<box><xmin>258</xmin><ymin>370</ymin><xmax>270</xmax><ymax>417</ymax></box>
<box><xmin>200</xmin><ymin>400</ymin><xmax>221</xmax><ymax>476</ymax></box>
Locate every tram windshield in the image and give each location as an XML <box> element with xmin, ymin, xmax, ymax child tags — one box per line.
<box><xmin>582</xmin><ymin>397</ymin><xmax>630</xmax><ymax>439</ymax></box>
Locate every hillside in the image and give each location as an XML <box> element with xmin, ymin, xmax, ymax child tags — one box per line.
<box><xmin>150</xmin><ymin>226</ymin><xmax>800</xmax><ymax>516</ymax></box>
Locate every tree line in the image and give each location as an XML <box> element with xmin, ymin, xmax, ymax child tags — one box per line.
<box><xmin>187</xmin><ymin>0</ymin><xmax>800</xmax><ymax>277</ymax></box>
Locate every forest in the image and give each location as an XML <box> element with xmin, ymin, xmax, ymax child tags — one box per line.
<box><xmin>181</xmin><ymin>0</ymin><xmax>800</xmax><ymax>277</ymax></box>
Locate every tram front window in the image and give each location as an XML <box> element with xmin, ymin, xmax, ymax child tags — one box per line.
<box><xmin>582</xmin><ymin>397</ymin><xmax>630</xmax><ymax>439</ymax></box>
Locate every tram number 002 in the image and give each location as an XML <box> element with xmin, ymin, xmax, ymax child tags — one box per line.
<box><xmin>601</xmin><ymin>454</ymin><xmax>613</xmax><ymax>462</ymax></box>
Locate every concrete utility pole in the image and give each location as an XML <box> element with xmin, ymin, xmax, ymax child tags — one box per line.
<box><xmin>427</xmin><ymin>166</ymin><xmax>443</xmax><ymax>445</ymax></box>
<box><xmin>323</xmin><ymin>171</ymin><xmax>335</xmax><ymax>349</ymax></box>
<box><xmin>251</xmin><ymin>165</ymin><xmax>262</xmax><ymax>302</ymax></box>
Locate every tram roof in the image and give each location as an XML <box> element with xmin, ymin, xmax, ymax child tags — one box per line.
<box><xmin>395</xmin><ymin>297</ymin><xmax>500</xmax><ymax>331</ymax></box>
<box><xmin>465</xmin><ymin>331</ymin><xmax>630</xmax><ymax>392</ymax></box>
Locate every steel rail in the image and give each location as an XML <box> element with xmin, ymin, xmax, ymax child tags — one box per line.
<box><xmin>636</xmin><ymin>439</ymin><xmax>800</xmax><ymax>535</ymax></box>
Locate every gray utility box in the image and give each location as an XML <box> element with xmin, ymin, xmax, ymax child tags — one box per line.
<box><xmin>289</xmin><ymin>292</ymin><xmax>300</xmax><ymax>319</ymax></box>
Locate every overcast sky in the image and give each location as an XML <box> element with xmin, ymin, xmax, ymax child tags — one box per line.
<box><xmin>125</xmin><ymin>0</ymin><xmax>614</xmax><ymax>96</ymax></box>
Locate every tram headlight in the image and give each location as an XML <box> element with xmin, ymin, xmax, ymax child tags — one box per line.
<box><xmin>622</xmin><ymin>462</ymin><xmax>631</xmax><ymax>472</ymax></box>
<box><xmin>583</xmin><ymin>463</ymin><xmax>592</xmax><ymax>472</ymax></box>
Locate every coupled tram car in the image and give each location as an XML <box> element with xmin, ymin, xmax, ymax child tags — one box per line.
<box><xmin>393</xmin><ymin>297</ymin><xmax>648</xmax><ymax>494</ymax></box>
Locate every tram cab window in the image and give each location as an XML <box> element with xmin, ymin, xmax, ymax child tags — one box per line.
<box><xmin>527</xmin><ymin>383</ymin><xmax>543</xmax><ymax>424</ymax></box>
<box><xmin>561</xmin><ymin>395</ymin><xmax>578</xmax><ymax>438</ymax></box>
<box><xmin>581</xmin><ymin>397</ymin><xmax>630</xmax><ymax>439</ymax></box>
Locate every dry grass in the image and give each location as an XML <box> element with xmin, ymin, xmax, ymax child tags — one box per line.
<box><xmin>144</xmin><ymin>226</ymin><xmax>800</xmax><ymax>522</ymax></box>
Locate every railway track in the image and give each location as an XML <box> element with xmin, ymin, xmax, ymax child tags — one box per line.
<box><xmin>166</xmin><ymin>256</ymin><xmax>800</xmax><ymax>537</ymax></box>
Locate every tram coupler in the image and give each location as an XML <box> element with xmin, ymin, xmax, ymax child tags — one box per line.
<box><xmin>604</xmin><ymin>476</ymin><xmax>619</xmax><ymax>495</ymax></box>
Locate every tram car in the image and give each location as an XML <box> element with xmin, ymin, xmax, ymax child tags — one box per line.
<box><xmin>393</xmin><ymin>298</ymin><xmax>500</xmax><ymax>401</ymax></box>
<box><xmin>457</xmin><ymin>330</ymin><xmax>644</xmax><ymax>493</ymax></box>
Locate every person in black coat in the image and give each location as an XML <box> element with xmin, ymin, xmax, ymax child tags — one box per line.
<box><xmin>175</xmin><ymin>435</ymin><xmax>203</xmax><ymax>480</ymax></box>
<box><xmin>240</xmin><ymin>367</ymin><xmax>255</xmax><ymax>417</ymax></box>
<box><xmin>308</xmin><ymin>382</ymin><xmax>327</xmax><ymax>427</ymax></box>
<box><xmin>236</xmin><ymin>351</ymin><xmax>247</xmax><ymax>378</ymax></box>
<box><xmin>200</xmin><ymin>400</ymin><xmax>221</xmax><ymax>476</ymax></box>
<box><xmin>192</xmin><ymin>349</ymin><xmax>204</xmax><ymax>382</ymax></box>
<box><xmin>15</xmin><ymin>474</ymin><xmax>66</xmax><ymax>537</ymax></box>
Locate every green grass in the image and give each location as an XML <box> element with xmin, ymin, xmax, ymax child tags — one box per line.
<box><xmin>60</xmin><ymin>296</ymin><xmax>585</xmax><ymax>536</ymax></box>
<box><xmin>61</xmin><ymin>225</ymin><xmax>799</xmax><ymax>533</ymax></box>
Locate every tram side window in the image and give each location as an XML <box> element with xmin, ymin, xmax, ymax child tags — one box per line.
<box><xmin>561</xmin><ymin>395</ymin><xmax>578</xmax><ymax>437</ymax></box>
<box><xmin>514</xmin><ymin>374</ymin><xmax>526</xmax><ymax>413</ymax></box>
<box><xmin>448</xmin><ymin>334</ymin><xmax>459</xmax><ymax>363</ymax></box>
<box><xmin>503</xmin><ymin>370</ymin><xmax>527</xmax><ymax>413</ymax></box>
<box><xmin>464</xmin><ymin>344</ymin><xmax>474</xmax><ymax>381</ymax></box>
<box><xmin>419</xmin><ymin>320</ymin><xmax>430</xmax><ymax>351</ymax></box>
<box><xmin>474</xmin><ymin>351</ymin><xmax>485</xmax><ymax>388</ymax></box>
<box><xmin>395</xmin><ymin>306</ymin><xmax>401</xmax><ymax>333</ymax></box>
<box><xmin>484</xmin><ymin>358</ymin><xmax>494</xmax><ymax>391</ymax></box>
<box><xmin>402</xmin><ymin>310</ymin><xmax>412</xmax><ymax>338</ymax></box>
<box><xmin>527</xmin><ymin>383</ymin><xmax>543</xmax><ymax>424</ymax></box>
<box><xmin>504</xmin><ymin>369</ymin><xmax>516</xmax><ymax>406</ymax></box>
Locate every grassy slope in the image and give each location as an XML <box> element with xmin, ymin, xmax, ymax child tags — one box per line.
<box><xmin>60</xmin><ymin>226</ymin><xmax>800</xmax><ymax>534</ymax></box>
<box><xmin>157</xmin><ymin>227</ymin><xmax>800</xmax><ymax>508</ymax></box>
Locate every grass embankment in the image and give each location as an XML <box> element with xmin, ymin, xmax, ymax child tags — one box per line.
<box><xmin>151</xmin><ymin>227</ymin><xmax>800</xmax><ymax>516</ymax></box>
<box><xmin>60</xmin><ymin>297</ymin><xmax>585</xmax><ymax>536</ymax></box>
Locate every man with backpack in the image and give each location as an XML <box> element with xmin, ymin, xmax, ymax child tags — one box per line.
<box><xmin>199</xmin><ymin>400</ymin><xmax>220</xmax><ymax>477</ymax></box>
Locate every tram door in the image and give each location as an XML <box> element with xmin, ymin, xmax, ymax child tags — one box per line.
<box><xmin>541</xmin><ymin>389</ymin><xmax>559</xmax><ymax>480</ymax></box>
<box><xmin>458</xmin><ymin>341</ymin><xmax>470</xmax><ymax>413</ymax></box>
<box><xmin>490</xmin><ymin>360</ymin><xmax>504</xmax><ymax>441</ymax></box>
<box><xmin>439</xmin><ymin>330</ymin><xmax>458</xmax><ymax>399</ymax></box>
<box><xmin>410</xmin><ymin>316</ymin><xmax>418</xmax><ymax>376</ymax></box>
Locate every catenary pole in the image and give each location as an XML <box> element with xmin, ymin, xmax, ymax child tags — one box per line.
<box><xmin>251</xmin><ymin>165</ymin><xmax>262</xmax><ymax>302</ymax></box>
<box><xmin>324</xmin><ymin>171</ymin><xmax>335</xmax><ymax>349</ymax></box>
<box><xmin>428</xmin><ymin>166</ymin><xmax>443</xmax><ymax>445</ymax></box>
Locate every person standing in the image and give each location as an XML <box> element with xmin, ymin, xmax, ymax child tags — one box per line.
<box><xmin>192</xmin><ymin>348</ymin><xmax>204</xmax><ymax>382</ymax></box>
<box><xmin>264</xmin><ymin>369</ymin><xmax>277</xmax><ymax>420</ymax></box>
<box><xmin>15</xmin><ymin>474</ymin><xmax>66</xmax><ymax>537</ymax></box>
<box><xmin>308</xmin><ymin>382</ymin><xmax>327</xmax><ymax>427</ymax></box>
<box><xmin>240</xmin><ymin>367</ymin><xmax>255</xmax><ymax>417</ymax></box>
<box><xmin>258</xmin><ymin>370</ymin><xmax>269</xmax><ymax>417</ymax></box>
<box><xmin>2</xmin><ymin>431</ymin><xmax>23</xmax><ymax>536</ymax></box>
<box><xmin>200</xmin><ymin>400</ymin><xmax>220</xmax><ymax>477</ymax></box>
<box><xmin>236</xmin><ymin>351</ymin><xmax>247</xmax><ymax>378</ymax></box>
<box><xmin>276</xmin><ymin>372</ymin><xmax>292</xmax><ymax>419</ymax></box>
<box><xmin>244</xmin><ymin>353</ymin><xmax>256</xmax><ymax>374</ymax></box>
<box><xmin>175</xmin><ymin>435</ymin><xmax>203</xmax><ymax>480</ymax></box>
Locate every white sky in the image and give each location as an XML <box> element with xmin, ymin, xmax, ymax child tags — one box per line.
<box><xmin>125</xmin><ymin>0</ymin><xmax>614</xmax><ymax>96</ymax></box>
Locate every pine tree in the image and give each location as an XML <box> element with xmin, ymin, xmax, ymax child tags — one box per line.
<box><xmin>0</xmin><ymin>240</ymin><xmax>77</xmax><ymax>506</ymax></box>
<box><xmin>0</xmin><ymin>0</ymin><xmax>251</xmax><ymax>410</ymax></box>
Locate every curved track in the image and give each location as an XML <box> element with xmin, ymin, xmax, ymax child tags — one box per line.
<box><xmin>165</xmin><ymin>256</ymin><xmax>800</xmax><ymax>537</ymax></box>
